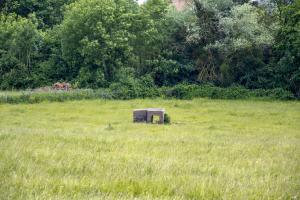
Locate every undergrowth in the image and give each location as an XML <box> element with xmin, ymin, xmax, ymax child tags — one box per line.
<box><xmin>0</xmin><ymin>84</ymin><xmax>296</xmax><ymax>104</ymax></box>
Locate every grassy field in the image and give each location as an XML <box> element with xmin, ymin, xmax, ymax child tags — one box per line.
<box><xmin>0</xmin><ymin>99</ymin><xmax>299</xmax><ymax>199</ymax></box>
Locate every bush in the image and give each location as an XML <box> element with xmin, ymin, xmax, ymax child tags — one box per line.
<box><xmin>161</xmin><ymin>84</ymin><xmax>296</xmax><ymax>100</ymax></box>
<box><xmin>163</xmin><ymin>84</ymin><xmax>197</xmax><ymax>99</ymax></box>
<box><xmin>74</xmin><ymin>68</ymin><xmax>107</xmax><ymax>89</ymax></box>
<box><xmin>252</xmin><ymin>88</ymin><xmax>295</xmax><ymax>100</ymax></box>
<box><xmin>110</xmin><ymin>72</ymin><xmax>160</xmax><ymax>100</ymax></box>
<box><xmin>0</xmin><ymin>84</ymin><xmax>296</xmax><ymax>104</ymax></box>
<box><xmin>164</xmin><ymin>113</ymin><xmax>171</xmax><ymax>124</ymax></box>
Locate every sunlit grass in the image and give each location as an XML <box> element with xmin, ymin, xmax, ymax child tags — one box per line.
<box><xmin>0</xmin><ymin>99</ymin><xmax>299</xmax><ymax>199</ymax></box>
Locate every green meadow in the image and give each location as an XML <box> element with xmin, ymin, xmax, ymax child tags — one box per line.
<box><xmin>0</xmin><ymin>99</ymin><xmax>299</xmax><ymax>199</ymax></box>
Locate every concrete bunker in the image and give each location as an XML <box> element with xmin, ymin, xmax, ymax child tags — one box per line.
<box><xmin>133</xmin><ymin>108</ymin><xmax>165</xmax><ymax>124</ymax></box>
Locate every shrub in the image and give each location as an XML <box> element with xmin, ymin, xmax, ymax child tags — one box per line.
<box><xmin>110</xmin><ymin>72</ymin><xmax>160</xmax><ymax>100</ymax></box>
<box><xmin>0</xmin><ymin>84</ymin><xmax>296</xmax><ymax>104</ymax></box>
<box><xmin>163</xmin><ymin>84</ymin><xmax>198</xmax><ymax>99</ymax></box>
<box><xmin>161</xmin><ymin>84</ymin><xmax>296</xmax><ymax>100</ymax></box>
<box><xmin>164</xmin><ymin>113</ymin><xmax>171</xmax><ymax>124</ymax></box>
<box><xmin>261</xmin><ymin>88</ymin><xmax>295</xmax><ymax>100</ymax></box>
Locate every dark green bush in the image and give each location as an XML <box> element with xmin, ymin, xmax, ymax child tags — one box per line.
<box><xmin>0</xmin><ymin>84</ymin><xmax>296</xmax><ymax>104</ymax></box>
<box><xmin>259</xmin><ymin>88</ymin><xmax>295</xmax><ymax>100</ymax></box>
<box><xmin>161</xmin><ymin>84</ymin><xmax>296</xmax><ymax>100</ymax></box>
<box><xmin>110</xmin><ymin>73</ymin><xmax>160</xmax><ymax>100</ymax></box>
<box><xmin>163</xmin><ymin>84</ymin><xmax>197</xmax><ymax>99</ymax></box>
<box><xmin>164</xmin><ymin>113</ymin><xmax>171</xmax><ymax>124</ymax></box>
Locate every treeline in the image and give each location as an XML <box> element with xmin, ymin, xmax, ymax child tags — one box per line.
<box><xmin>0</xmin><ymin>0</ymin><xmax>299</xmax><ymax>97</ymax></box>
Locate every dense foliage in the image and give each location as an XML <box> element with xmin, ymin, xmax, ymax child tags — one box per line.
<box><xmin>0</xmin><ymin>0</ymin><xmax>299</xmax><ymax>98</ymax></box>
<box><xmin>0</xmin><ymin>85</ymin><xmax>295</xmax><ymax>104</ymax></box>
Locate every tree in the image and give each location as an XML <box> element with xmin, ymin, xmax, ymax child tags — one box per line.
<box><xmin>200</xmin><ymin>0</ymin><xmax>233</xmax><ymax>11</ymax></box>
<box><xmin>0</xmin><ymin>14</ymin><xmax>41</xmax><ymax>89</ymax></box>
<box><xmin>184</xmin><ymin>0</ymin><xmax>223</xmax><ymax>82</ymax></box>
<box><xmin>273</xmin><ymin>0</ymin><xmax>300</xmax><ymax>96</ymax></box>
<box><xmin>133</xmin><ymin>0</ymin><xmax>172</xmax><ymax>71</ymax></box>
<box><xmin>129</xmin><ymin>0</ymin><xmax>194</xmax><ymax>85</ymax></box>
<box><xmin>37</xmin><ymin>26</ymin><xmax>70</xmax><ymax>84</ymax></box>
<box><xmin>60</xmin><ymin>0</ymin><xmax>138</xmax><ymax>88</ymax></box>
<box><xmin>0</xmin><ymin>0</ymin><xmax>75</xmax><ymax>28</ymax></box>
<box><xmin>216</xmin><ymin>3</ymin><xmax>275</xmax><ymax>51</ymax></box>
<box><xmin>213</xmin><ymin>3</ymin><xmax>276</xmax><ymax>87</ymax></box>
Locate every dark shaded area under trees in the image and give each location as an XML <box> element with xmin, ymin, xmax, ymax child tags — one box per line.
<box><xmin>0</xmin><ymin>0</ymin><xmax>299</xmax><ymax>98</ymax></box>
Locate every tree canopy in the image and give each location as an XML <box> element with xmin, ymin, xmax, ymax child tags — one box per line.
<box><xmin>0</xmin><ymin>0</ymin><xmax>299</xmax><ymax>97</ymax></box>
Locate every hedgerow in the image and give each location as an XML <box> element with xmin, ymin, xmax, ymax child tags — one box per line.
<box><xmin>0</xmin><ymin>84</ymin><xmax>296</xmax><ymax>104</ymax></box>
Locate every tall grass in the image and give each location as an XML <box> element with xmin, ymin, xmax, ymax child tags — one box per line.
<box><xmin>0</xmin><ymin>89</ymin><xmax>113</xmax><ymax>104</ymax></box>
<box><xmin>0</xmin><ymin>99</ymin><xmax>299</xmax><ymax>199</ymax></box>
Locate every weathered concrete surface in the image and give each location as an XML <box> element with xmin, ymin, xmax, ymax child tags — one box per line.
<box><xmin>133</xmin><ymin>108</ymin><xmax>165</xmax><ymax>124</ymax></box>
<box><xmin>146</xmin><ymin>108</ymin><xmax>165</xmax><ymax>124</ymax></box>
<box><xmin>133</xmin><ymin>109</ymin><xmax>148</xmax><ymax>123</ymax></box>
